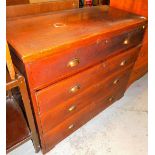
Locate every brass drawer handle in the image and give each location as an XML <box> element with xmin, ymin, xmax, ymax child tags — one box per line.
<box><xmin>105</xmin><ymin>39</ymin><xmax>109</xmax><ymax>44</ymax></box>
<box><xmin>142</xmin><ymin>25</ymin><xmax>146</xmax><ymax>29</ymax></box>
<box><xmin>67</xmin><ymin>58</ymin><xmax>80</xmax><ymax>67</ymax></box>
<box><xmin>140</xmin><ymin>16</ymin><xmax>146</xmax><ymax>20</ymax></box>
<box><xmin>113</xmin><ymin>79</ymin><xmax>119</xmax><ymax>85</ymax></box>
<box><xmin>120</xmin><ymin>60</ymin><xmax>127</xmax><ymax>66</ymax></box>
<box><xmin>123</xmin><ymin>38</ymin><xmax>129</xmax><ymax>45</ymax></box>
<box><xmin>68</xmin><ymin>124</ymin><xmax>74</xmax><ymax>130</ymax></box>
<box><xmin>108</xmin><ymin>97</ymin><xmax>114</xmax><ymax>102</ymax></box>
<box><xmin>70</xmin><ymin>85</ymin><xmax>80</xmax><ymax>93</ymax></box>
<box><xmin>53</xmin><ymin>23</ymin><xmax>66</xmax><ymax>28</ymax></box>
<box><xmin>68</xmin><ymin>105</ymin><xmax>76</xmax><ymax>112</ymax></box>
<box><xmin>72</xmin><ymin>2</ymin><xmax>75</xmax><ymax>7</ymax></box>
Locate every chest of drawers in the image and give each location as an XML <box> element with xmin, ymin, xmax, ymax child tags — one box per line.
<box><xmin>7</xmin><ymin>6</ymin><xmax>147</xmax><ymax>153</ymax></box>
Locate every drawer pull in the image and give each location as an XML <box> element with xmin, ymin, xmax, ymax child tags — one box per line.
<box><xmin>68</xmin><ymin>124</ymin><xmax>74</xmax><ymax>130</ymax></box>
<box><xmin>105</xmin><ymin>39</ymin><xmax>109</xmax><ymax>44</ymax></box>
<box><xmin>53</xmin><ymin>23</ymin><xmax>66</xmax><ymax>28</ymax></box>
<box><xmin>142</xmin><ymin>25</ymin><xmax>146</xmax><ymax>29</ymax></box>
<box><xmin>68</xmin><ymin>105</ymin><xmax>76</xmax><ymax>112</ymax></box>
<box><xmin>113</xmin><ymin>79</ymin><xmax>119</xmax><ymax>85</ymax></box>
<box><xmin>140</xmin><ymin>16</ymin><xmax>146</xmax><ymax>19</ymax></box>
<box><xmin>67</xmin><ymin>58</ymin><xmax>80</xmax><ymax>67</ymax></box>
<box><xmin>120</xmin><ymin>60</ymin><xmax>127</xmax><ymax>66</ymax></box>
<box><xmin>72</xmin><ymin>2</ymin><xmax>75</xmax><ymax>7</ymax></box>
<box><xmin>108</xmin><ymin>97</ymin><xmax>114</xmax><ymax>102</ymax></box>
<box><xmin>123</xmin><ymin>38</ymin><xmax>129</xmax><ymax>45</ymax></box>
<box><xmin>70</xmin><ymin>85</ymin><xmax>80</xmax><ymax>93</ymax></box>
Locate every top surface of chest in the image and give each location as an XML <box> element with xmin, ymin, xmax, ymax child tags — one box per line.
<box><xmin>7</xmin><ymin>5</ymin><xmax>146</xmax><ymax>63</ymax></box>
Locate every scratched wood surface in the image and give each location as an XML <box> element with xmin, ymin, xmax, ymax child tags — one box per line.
<box><xmin>6</xmin><ymin>6</ymin><xmax>147</xmax><ymax>153</ymax></box>
<box><xmin>7</xmin><ymin>6</ymin><xmax>147</xmax><ymax>63</ymax></box>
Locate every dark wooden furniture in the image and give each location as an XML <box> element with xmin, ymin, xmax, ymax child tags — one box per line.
<box><xmin>6</xmin><ymin>95</ymin><xmax>31</xmax><ymax>152</ymax></box>
<box><xmin>7</xmin><ymin>6</ymin><xmax>147</xmax><ymax>153</ymax></box>
<box><xmin>110</xmin><ymin>0</ymin><xmax>148</xmax><ymax>86</ymax></box>
<box><xmin>6</xmin><ymin>47</ymin><xmax>40</xmax><ymax>153</ymax></box>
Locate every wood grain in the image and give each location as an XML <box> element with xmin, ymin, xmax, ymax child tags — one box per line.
<box><xmin>7</xmin><ymin>6</ymin><xmax>147</xmax><ymax>63</ymax></box>
<box><xmin>110</xmin><ymin>0</ymin><xmax>148</xmax><ymax>17</ymax></box>
<box><xmin>43</xmin><ymin>85</ymin><xmax>125</xmax><ymax>153</ymax></box>
<box><xmin>6</xmin><ymin>0</ymin><xmax>29</xmax><ymax>6</ymax></box>
<box><xmin>24</xmin><ymin>27</ymin><xmax>144</xmax><ymax>90</ymax></box>
<box><xmin>110</xmin><ymin>0</ymin><xmax>148</xmax><ymax>85</ymax></box>
<box><xmin>6</xmin><ymin>6</ymin><xmax>147</xmax><ymax>153</ymax></box>
<box><xmin>6</xmin><ymin>43</ymin><xmax>15</xmax><ymax>80</ymax></box>
<box><xmin>7</xmin><ymin>0</ymin><xmax>79</xmax><ymax>18</ymax></box>
<box><xmin>40</xmin><ymin>65</ymin><xmax>133</xmax><ymax>133</ymax></box>
<box><xmin>36</xmin><ymin>45</ymin><xmax>140</xmax><ymax>115</ymax></box>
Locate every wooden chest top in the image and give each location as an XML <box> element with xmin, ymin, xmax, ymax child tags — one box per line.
<box><xmin>7</xmin><ymin>6</ymin><xmax>147</xmax><ymax>63</ymax></box>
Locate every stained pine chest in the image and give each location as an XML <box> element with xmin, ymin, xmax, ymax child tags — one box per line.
<box><xmin>7</xmin><ymin>6</ymin><xmax>147</xmax><ymax>153</ymax></box>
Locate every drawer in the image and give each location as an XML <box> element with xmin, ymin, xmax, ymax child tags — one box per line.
<box><xmin>134</xmin><ymin>42</ymin><xmax>148</xmax><ymax>67</ymax></box>
<box><xmin>36</xmin><ymin>46</ymin><xmax>140</xmax><ymax>115</ymax></box>
<box><xmin>40</xmin><ymin>65</ymin><xmax>133</xmax><ymax>133</ymax></box>
<box><xmin>43</xmin><ymin>86</ymin><xmax>124</xmax><ymax>152</ymax></box>
<box><xmin>135</xmin><ymin>29</ymin><xmax>148</xmax><ymax>66</ymax></box>
<box><xmin>128</xmin><ymin>61</ymin><xmax>148</xmax><ymax>85</ymax></box>
<box><xmin>27</xmin><ymin>26</ymin><xmax>145</xmax><ymax>90</ymax></box>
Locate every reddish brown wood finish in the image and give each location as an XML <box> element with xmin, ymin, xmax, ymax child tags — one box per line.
<box><xmin>6</xmin><ymin>0</ymin><xmax>29</xmax><ymax>6</ymax></box>
<box><xmin>110</xmin><ymin>0</ymin><xmax>148</xmax><ymax>85</ymax></box>
<box><xmin>7</xmin><ymin>0</ymin><xmax>79</xmax><ymax>18</ymax></box>
<box><xmin>6</xmin><ymin>43</ymin><xmax>15</xmax><ymax>80</ymax></box>
<box><xmin>43</xmin><ymin>86</ymin><xmax>125</xmax><ymax>152</ymax></box>
<box><xmin>40</xmin><ymin>65</ymin><xmax>133</xmax><ymax>133</ymax></box>
<box><xmin>128</xmin><ymin>29</ymin><xmax>148</xmax><ymax>85</ymax></box>
<box><xmin>36</xmin><ymin>46</ymin><xmax>140</xmax><ymax>115</ymax></box>
<box><xmin>134</xmin><ymin>29</ymin><xmax>148</xmax><ymax>67</ymax></box>
<box><xmin>25</xmin><ymin>27</ymin><xmax>144</xmax><ymax>90</ymax></box>
<box><xmin>110</xmin><ymin>0</ymin><xmax>148</xmax><ymax>17</ymax></box>
<box><xmin>6</xmin><ymin>6</ymin><xmax>147</xmax><ymax>154</ymax></box>
<box><xmin>128</xmin><ymin>61</ymin><xmax>148</xmax><ymax>85</ymax></box>
<box><xmin>6</xmin><ymin>97</ymin><xmax>30</xmax><ymax>150</ymax></box>
<box><xmin>7</xmin><ymin>6</ymin><xmax>146</xmax><ymax>63</ymax></box>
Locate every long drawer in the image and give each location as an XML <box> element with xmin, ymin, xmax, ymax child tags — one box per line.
<box><xmin>27</xmin><ymin>26</ymin><xmax>145</xmax><ymax>90</ymax></box>
<box><xmin>40</xmin><ymin>65</ymin><xmax>133</xmax><ymax>134</ymax></box>
<box><xmin>36</xmin><ymin>46</ymin><xmax>140</xmax><ymax>115</ymax></box>
<box><xmin>42</xmin><ymin>85</ymin><xmax>125</xmax><ymax>152</ymax></box>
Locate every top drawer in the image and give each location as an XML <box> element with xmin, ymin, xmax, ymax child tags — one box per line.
<box><xmin>26</xmin><ymin>26</ymin><xmax>145</xmax><ymax>90</ymax></box>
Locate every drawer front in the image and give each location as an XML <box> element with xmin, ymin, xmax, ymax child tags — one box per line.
<box><xmin>43</xmin><ymin>87</ymin><xmax>124</xmax><ymax>152</ymax></box>
<box><xmin>36</xmin><ymin>46</ymin><xmax>140</xmax><ymax>115</ymax></box>
<box><xmin>27</xmin><ymin>26</ymin><xmax>145</xmax><ymax>90</ymax></box>
<box><xmin>128</xmin><ymin>62</ymin><xmax>148</xmax><ymax>85</ymax></box>
<box><xmin>134</xmin><ymin>42</ymin><xmax>148</xmax><ymax>67</ymax></box>
<box><xmin>40</xmin><ymin>66</ymin><xmax>132</xmax><ymax>133</ymax></box>
<box><xmin>134</xmin><ymin>29</ymin><xmax>148</xmax><ymax>67</ymax></box>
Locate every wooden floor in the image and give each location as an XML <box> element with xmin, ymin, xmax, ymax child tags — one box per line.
<box><xmin>8</xmin><ymin>74</ymin><xmax>148</xmax><ymax>155</ymax></box>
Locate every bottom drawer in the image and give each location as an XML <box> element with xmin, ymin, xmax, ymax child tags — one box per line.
<box><xmin>43</xmin><ymin>87</ymin><xmax>124</xmax><ymax>153</ymax></box>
